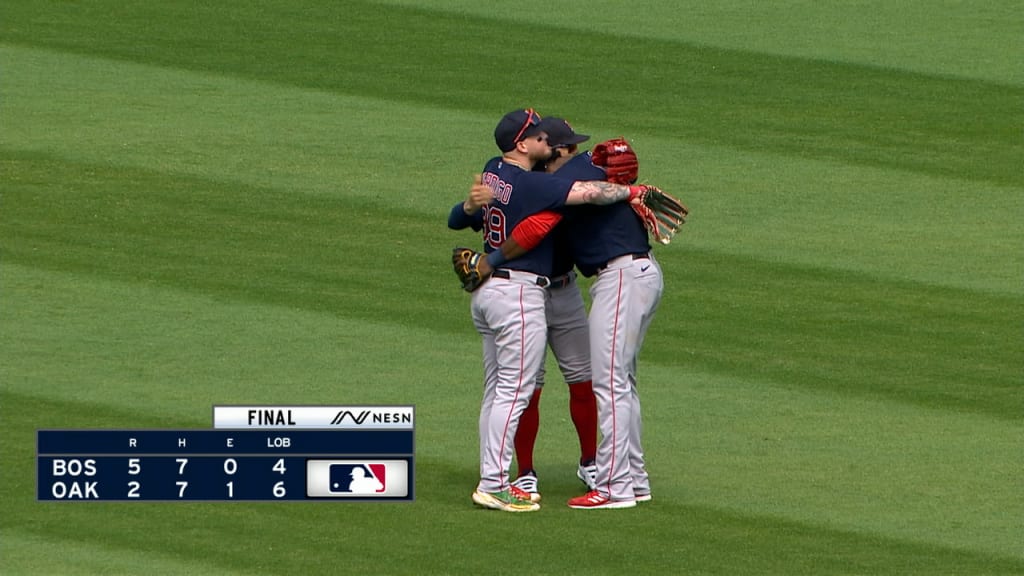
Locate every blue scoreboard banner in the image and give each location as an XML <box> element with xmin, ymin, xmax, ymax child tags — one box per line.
<box><xmin>37</xmin><ymin>405</ymin><xmax>415</xmax><ymax>502</ymax></box>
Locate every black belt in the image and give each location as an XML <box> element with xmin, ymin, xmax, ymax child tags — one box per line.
<box><xmin>492</xmin><ymin>269</ymin><xmax>574</xmax><ymax>290</ymax></box>
<box><xmin>547</xmin><ymin>272</ymin><xmax>574</xmax><ymax>290</ymax></box>
<box><xmin>597</xmin><ymin>252</ymin><xmax>650</xmax><ymax>272</ymax></box>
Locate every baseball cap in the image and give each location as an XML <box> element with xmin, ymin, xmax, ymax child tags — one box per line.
<box><xmin>539</xmin><ymin>117</ymin><xmax>590</xmax><ymax>148</ymax></box>
<box><xmin>494</xmin><ymin>108</ymin><xmax>543</xmax><ymax>152</ymax></box>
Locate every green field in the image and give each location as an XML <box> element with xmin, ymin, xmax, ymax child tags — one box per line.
<box><xmin>2</xmin><ymin>1</ymin><xmax>1022</xmax><ymax>574</ymax></box>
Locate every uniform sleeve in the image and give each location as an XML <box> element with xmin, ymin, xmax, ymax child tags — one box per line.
<box><xmin>510</xmin><ymin>211</ymin><xmax>563</xmax><ymax>251</ymax></box>
<box><xmin>448</xmin><ymin>202</ymin><xmax>483</xmax><ymax>231</ymax></box>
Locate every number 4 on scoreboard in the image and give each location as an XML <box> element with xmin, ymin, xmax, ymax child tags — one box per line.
<box><xmin>273</xmin><ymin>458</ymin><xmax>286</xmax><ymax>474</ymax></box>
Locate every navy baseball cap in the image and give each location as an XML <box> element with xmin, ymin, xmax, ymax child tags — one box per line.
<box><xmin>539</xmin><ymin>117</ymin><xmax>590</xmax><ymax>148</ymax></box>
<box><xmin>494</xmin><ymin>108</ymin><xmax>543</xmax><ymax>152</ymax></box>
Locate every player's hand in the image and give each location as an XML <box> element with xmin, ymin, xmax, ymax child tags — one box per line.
<box><xmin>452</xmin><ymin>247</ymin><xmax>491</xmax><ymax>292</ymax></box>
<box><xmin>464</xmin><ymin>174</ymin><xmax>494</xmax><ymax>214</ymax></box>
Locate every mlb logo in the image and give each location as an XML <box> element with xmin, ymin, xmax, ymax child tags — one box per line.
<box><xmin>328</xmin><ymin>463</ymin><xmax>386</xmax><ymax>494</ymax></box>
<box><xmin>306</xmin><ymin>460</ymin><xmax>409</xmax><ymax>498</ymax></box>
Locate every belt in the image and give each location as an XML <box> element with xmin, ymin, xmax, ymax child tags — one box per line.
<box><xmin>492</xmin><ymin>268</ymin><xmax>551</xmax><ymax>288</ymax></box>
<box><xmin>597</xmin><ymin>252</ymin><xmax>650</xmax><ymax>273</ymax></box>
<box><xmin>491</xmin><ymin>269</ymin><xmax>575</xmax><ymax>290</ymax></box>
<box><xmin>547</xmin><ymin>271</ymin><xmax>575</xmax><ymax>290</ymax></box>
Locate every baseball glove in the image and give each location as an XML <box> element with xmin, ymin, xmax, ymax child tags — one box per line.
<box><xmin>452</xmin><ymin>247</ymin><xmax>486</xmax><ymax>292</ymax></box>
<box><xmin>629</xmin><ymin>185</ymin><xmax>689</xmax><ymax>245</ymax></box>
<box><xmin>591</xmin><ymin>137</ymin><xmax>639</xmax><ymax>185</ymax></box>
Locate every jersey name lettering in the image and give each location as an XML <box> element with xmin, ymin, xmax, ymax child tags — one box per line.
<box><xmin>482</xmin><ymin>172</ymin><xmax>513</xmax><ymax>204</ymax></box>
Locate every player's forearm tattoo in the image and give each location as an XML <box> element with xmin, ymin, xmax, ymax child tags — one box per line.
<box><xmin>573</xmin><ymin>181</ymin><xmax>629</xmax><ymax>205</ymax></box>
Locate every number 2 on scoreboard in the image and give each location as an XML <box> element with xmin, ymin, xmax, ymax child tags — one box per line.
<box><xmin>128</xmin><ymin>458</ymin><xmax>141</xmax><ymax>498</ymax></box>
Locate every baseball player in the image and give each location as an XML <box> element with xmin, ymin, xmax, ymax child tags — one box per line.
<box><xmin>465</xmin><ymin>117</ymin><xmax>665</xmax><ymax>509</ymax></box>
<box><xmin>450</xmin><ymin>109</ymin><xmax>662</xmax><ymax>512</ymax></box>
<box><xmin>451</xmin><ymin>165</ymin><xmax>597</xmax><ymax>504</ymax></box>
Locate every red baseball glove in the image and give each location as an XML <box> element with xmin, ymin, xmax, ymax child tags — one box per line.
<box><xmin>591</xmin><ymin>137</ymin><xmax>639</xmax><ymax>185</ymax></box>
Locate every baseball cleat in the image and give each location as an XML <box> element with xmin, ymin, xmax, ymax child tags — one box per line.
<box><xmin>576</xmin><ymin>461</ymin><xmax>598</xmax><ymax>490</ymax></box>
<box><xmin>567</xmin><ymin>490</ymin><xmax>636</xmax><ymax>510</ymax></box>
<box><xmin>511</xmin><ymin>471</ymin><xmax>541</xmax><ymax>503</ymax></box>
<box><xmin>472</xmin><ymin>489</ymin><xmax>540</xmax><ymax>512</ymax></box>
<box><xmin>634</xmin><ymin>493</ymin><xmax>652</xmax><ymax>503</ymax></box>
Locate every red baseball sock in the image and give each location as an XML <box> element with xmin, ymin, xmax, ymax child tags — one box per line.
<box><xmin>569</xmin><ymin>380</ymin><xmax>597</xmax><ymax>463</ymax></box>
<box><xmin>514</xmin><ymin>388</ymin><xmax>542</xmax><ymax>475</ymax></box>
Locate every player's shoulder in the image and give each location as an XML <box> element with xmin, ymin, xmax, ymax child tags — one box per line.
<box><xmin>520</xmin><ymin>169</ymin><xmax>574</xmax><ymax>189</ymax></box>
<box><xmin>482</xmin><ymin>156</ymin><xmax>503</xmax><ymax>172</ymax></box>
<box><xmin>558</xmin><ymin>152</ymin><xmax>607</xmax><ymax>181</ymax></box>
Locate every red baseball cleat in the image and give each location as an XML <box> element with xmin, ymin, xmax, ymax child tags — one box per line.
<box><xmin>567</xmin><ymin>490</ymin><xmax>636</xmax><ymax>509</ymax></box>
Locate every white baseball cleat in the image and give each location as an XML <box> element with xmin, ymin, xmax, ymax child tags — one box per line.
<box><xmin>635</xmin><ymin>492</ymin><xmax>652</xmax><ymax>503</ymax></box>
<box><xmin>576</xmin><ymin>461</ymin><xmax>598</xmax><ymax>490</ymax></box>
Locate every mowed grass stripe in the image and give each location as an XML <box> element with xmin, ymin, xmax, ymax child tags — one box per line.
<box><xmin>365</xmin><ymin>0</ymin><xmax>1024</xmax><ymax>86</ymax></box>
<box><xmin>2</xmin><ymin>531</ymin><xmax>255</xmax><ymax>576</ymax></box>
<box><xmin>635</xmin><ymin>365</ymin><xmax>1023</xmax><ymax>559</ymax></box>
<box><xmin>2</xmin><ymin>1</ymin><xmax>1020</xmax><ymax>186</ymax></box>
<box><xmin>5</xmin><ymin>391</ymin><xmax>1022</xmax><ymax>575</ymax></box>
<box><xmin>0</xmin><ymin>44</ymin><xmax>479</xmax><ymax>211</ymax></box>
<box><xmin>0</xmin><ymin>262</ymin><xmax>472</xmax><ymax>427</ymax></box>
<box><xmin>2</xmin><ymin>151</ymin><xmax>1020</xmax><ymax>419</ymax></box>
<box><xmin>5</xmin><ymin>45</ymin><xmax>1020</xmax><ymax>296</ymax></box>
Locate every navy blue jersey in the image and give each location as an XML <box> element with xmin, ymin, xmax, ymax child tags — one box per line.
<box><xmin>449</xmin><ymin>202</ymin><xmax>574</xmax><ymax>276</ymax></box>
<box><xmin>548</xmin><ymin>223</ymin><xmax>576</xmax><ymax>277</ymax></box>
<box><xmin>481</xmin><ymin>157</ymin><xmax>575</xmax><ymax>276</ymax></box>
<box><xmin>557</xmin><ymin>152</ymin><xmax>651</xmax><ymax>277</ymax></box>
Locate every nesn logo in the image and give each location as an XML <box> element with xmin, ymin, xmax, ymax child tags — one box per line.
<box><xmin>329</xmin><ymin>464</ymin><xmax>386</xmax><ymax>494</ymax></box>
<box><xmin>306</xmin><ymin>460</ymin><xmax>409</xmax><ymax>498</ymax></box>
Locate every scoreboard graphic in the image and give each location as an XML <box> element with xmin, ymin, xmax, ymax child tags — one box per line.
<box><xmin>37</xmin><ymin>405</ymin><xmax>415</xmax><ymax>502</ymax></box>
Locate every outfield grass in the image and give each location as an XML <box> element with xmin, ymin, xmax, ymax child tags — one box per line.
<box><xmin>2</xmin><ymin>1</ymin><xmax>1022</xmax><ymax>574</ymax></box>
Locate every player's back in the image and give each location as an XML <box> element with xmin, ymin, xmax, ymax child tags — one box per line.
<box><xmin>555</xmin><ymin>153</ymin><xmax>651</xmax><ymax>277</ymax></box>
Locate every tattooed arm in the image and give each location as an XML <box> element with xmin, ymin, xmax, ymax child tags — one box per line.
<box><xmin>565</xmin><ymin>180</ymin><xmax>638</xmax><ymax>205</ymax></box>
